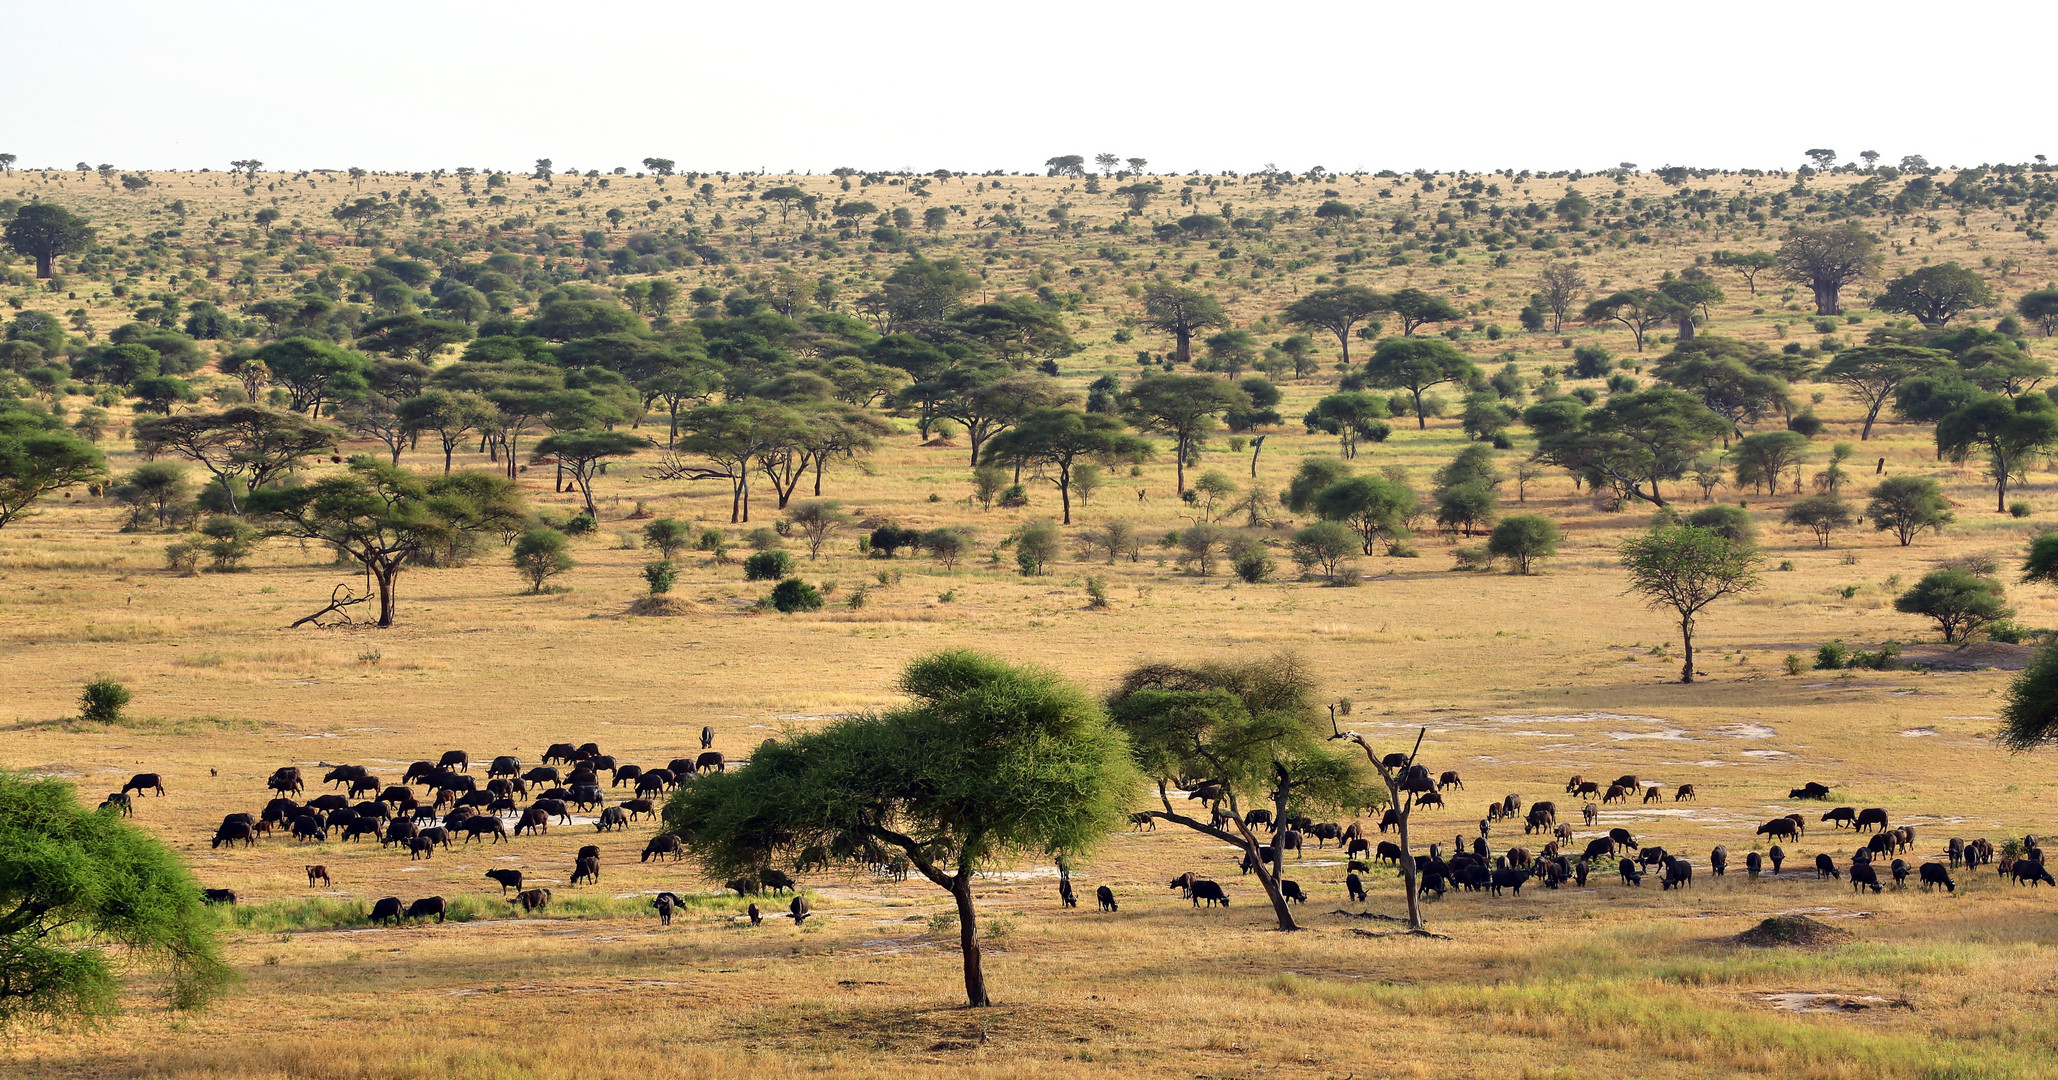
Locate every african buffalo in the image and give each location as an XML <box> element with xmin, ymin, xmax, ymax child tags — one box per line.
<box><xmin>641</xmin><ymin>834</ymin><xmax>683</xmax><ymax>862</ymax></box>
<box><xmin>761</xmin><ymin>869</ymin><xmax>796</xmax><ymax>895</ymax></box>
<box><xmin>542</xmin><ymin>743</ymin><xmax>578</xmax><ymax>764</ymax></box>
<box><xmin>694</xmin><ymin>751</ymin><xmax>725</xmax><ymax>774</ymax></box>
<box><xmin>515</xmin><ymin>808</ymin><xmax>550</xmax><ymax>836</ymax></box>
<box><xmin>1756</xmin><ymin>818</ymin><xmax>1799</xmax><ymax>840</ymax></box>
<box><xmin>1822</xmin><ymin>807</ymin><xmax>1856</xmax><ymax>828</ymax></box>
<box><xmin>1710</xmin><ymin>845</ymin><xmax>1727</xmax><ymax>876</ymax></box>
<box><xmin>405</xmin><ymin>897</ymin><xmax>446</xmax><ymax>923</ymax></box>
<box><xmin>323</xmin><ymin>765</ymin><xmax>367</xmax><ymax>788</ymax></box>
<box><xmin>1619</xmin><ymin>860</ymin><xmax>1642</xmax><ymax>886</ymax></box>
<box><xmin>1097</xmin><ymin>885</ymin><xmax>1118</xmax><ymax>912</ymax></box>
<box><xmin>1815</xmin><ymin>853</ymin><xmax>1840</xmax><ymax>879</ymax></box>
<box><xmin>2012</xmin><ymin>861</ymin><xmax>2057</xmax><ymax>887</ymax></box>
<box><xmin>458</xmin><ymin>816</ymin><xmax>507</xmax><ymax>843</ymax></box>
<box><xmin>1850</xmin><ymin>861</ymin><xmax>1881</xmax><ymax>893</ymax></box>
<box><xmin>1189</xmin><ymin>879</ymin><xmax>1228</xmax><ymax>907</ymax></box>
<box><xmin>1279</xmin><ymin>879</ymin><xmax>1307</xmax><ymax>904</ymax></box>
<box><xmin>1662</xmin><ymin>858</ymin><xmax>1692</xmax><ymax>890</ymax></box>
<box><xmin>370</xmin><ymin>896</ymin><xmax>403</xmax><ymax>923</ymax></box>
<box><xmin>1788</xmin><ymin>782</ymin><xmax>1831</xmax><ymax>800</ymax></box>
<box><xmin>531</xmin><ymin>799</ymin><xmax>570</xmax><ymax>824</ymax></box>
<box><xmin>1919</xmin><ymin>863</ymin><xmax>1956</xmax><ymax>893</ymax></box>
<box><xmin>438</xmin><ymin>750</ymin><xmax>469</xmax><ymax>772</ymax></box>
<box><xmin>1854</xmin><ymin>808</ymin><xmax>1889</xmax><ymax>833</ymax></box>
<box><xmin>212</xmin><ymin>821</ymin><xmax>256</xmax><ymax>848</ymax></box>
<box><xmin>1438</xmin><ymin>770</ymin><xmax>1464</xmax><ymax>791</ymax></box>
<box><xmin>1673</xmin><ymin>784</ymin><xmax>1696</xmax><ymax>801</ymax></box>
<box><xmin>122</xmin><ymin>773</ymin><xmax>165</xmax><ymax>797</ymax></box>
<box><xmin>571</xmin><ymin>856</ymin><xmax>601</xmax><ymax>885</ymax></box>
<box><xmin>513</xmin><ymin>888</ymin><xmax>551</xmax><ymax>913</ymax></box>
<box><xmin>268</xmin><ymin>767</ymin><xmax>305</xmax><ymax>794</ymax></box>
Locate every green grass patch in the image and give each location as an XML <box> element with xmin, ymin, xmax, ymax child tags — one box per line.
<box><xmin>213</xmin><ymin>889</ymin><xmax>769</xmax><ymax>932</ymax></box>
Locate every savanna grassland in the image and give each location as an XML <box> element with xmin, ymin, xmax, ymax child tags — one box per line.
<box><xmin>3</xmin><ymin>159</ymin><xmax>2058</xmax><ymax>1079</ymax></box>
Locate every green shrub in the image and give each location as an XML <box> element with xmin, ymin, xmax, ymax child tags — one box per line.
<box><xmin>2011</xmin><ymin>501</ymin><xmax>2033</xmax><ymax>519</ymax></box>
<box><xmin>198</xmin><ymin>515</ymin><xmax>259</xmax><ymax>571</ymax></box>
<box><xmin>79</xmin><ymin>679</ymin><xmax>131</xmax><ymax>723</ymax></box>
<box><xmin>643</xmin><ymin>518</ymin><xmax>692</xmax><ymax>558</ymax></box>
<box><xmin>744</xmin><ymin>527</ymin><xmax>782</xmax><ymax>550</ymax></box>
<box><xmin>512</xmin><ymin>528</ymin><xmax>575</xmax><ymax>593</ymax></box>
<box><xmin>1230</xmin><ymin>539</ymin><xmax>1274</xmax><ymax>583</ymax></box>
<box><xmin>559</xmin><ymin>512</ymin><xmax>596</xmax><ymax>536</ymax></box>
<box><xmin>1815</xmin><ymin>641</ymin><xmax>1851</xmax><ymax>670</ymax></box>
<box><xmin>1016</xmin><ymin>520</ymin><xmax>1060</xmax><ymax>576</ymax></box>
<box><xmin>1783</xmin><ymin>654</ymin><xmax>1806</xmax><ymax>675</ymax></box>
<box><xmin>164</xmin><ymin>540</ymin><xmax>201</xmax><ymax>576</ymax></box>
<box><xmin>999</xmin><ymin>484</ymin><xmax>1030</xmax><ymax>508</ymax></box>
<box><xmin>643</xmin><ymin>560</ymin><xmax>677</xmax><ymax>595</ymax></box>
<box><xmin>743</xmin><ymin>550</ymin><xmax>793</xmax><ymax>581</ymax></box>
<box><xmin>695</xmin><ymin>528</ymin><xmax>726</xmax><ymax>551</ymax></box>
<box><xmin>1085</xmin><ymin>576</ymin><xmax>1109</xmax><ymax>608</ymax></box>
<box><xmin>769</xmin><ymin>577</ymin><xmax>823</xmax><ymax>613</ymax></box>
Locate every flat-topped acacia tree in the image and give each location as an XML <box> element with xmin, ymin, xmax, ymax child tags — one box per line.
<box><xmin>663</xmin><ymin>651</ymin><xmax>1136</xmax><ymax>1008</ymax></box>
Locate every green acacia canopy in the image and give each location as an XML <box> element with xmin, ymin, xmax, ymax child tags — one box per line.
<box><xmin>0</xmin><ymin>409</ymin><xmax>106</xmax><ymax>531</ymax></box>
<box><xmin>0</xmin><ymin>770</ymin><xmax>232</xmax><ymax>1024</ymax></box>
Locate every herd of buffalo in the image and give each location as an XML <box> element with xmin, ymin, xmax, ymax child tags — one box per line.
<box><xmin>99</xmin><ymin>744</ymin><xmax>2056</xmax><ymax>928</ymax></box>
<box><xmin>1142</xmin><ymin>771</ymin><xmax>2055</xmax><ymax>912</ymax></box>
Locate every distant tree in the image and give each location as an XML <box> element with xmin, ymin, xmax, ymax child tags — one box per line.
<box><xmin>1874</xmin><ymin>263</ymin><xmax>1996</xmax><ymax>327</ymax></box>
<box><xmin>131</xmin><ymin>375</ymin><xmax>198</xmax><ymax>415</ymax></box>
<box><xmin>1936</xmin><ymin>391</ymin><xmax>2058</xmax><ymax>513</ymax></box>
<box><xmin>249</xmin><ymin>458</ymin><xmax>524</xmax><ymax>626</ymax></box>
<box><xmin>1138</xmin><ymin>285</ymin><xmax>1228</xmax><ymax>364</ymax></box>
<box><xmin>1107</xmin><ymin>654</ymin><xmax>1368</xmax><ymax>933</ymax></box>
<box><xmin>111</xmin><ymin>462</ymin><xmax>192</xmax><ymax>530</ymax></box>
<box><xmin>1093</xmin><ymin>153</ymin><xmax>1119</xmax><ymax>176</ymax></box>
<box><xmin>944</xmin><ymin>297</ymin><xmax>1079</xmax><ymax>370</ymax></box>
<box><xmin>1044</xmin><ymin>155</ymin><xmax>1088</xmax><ymax>178</ymax></box>
<box><xmin>1314</xmin><ymin>474</ymin><xmax>1417</xmax><ymax>555</ymax></box>
<box><xmin>881</xmin><ymin>256</ymin><xmax>977</xmax><ymax>334</ymax></box>
<box><xmin>1388</xmin><ymin>288</ymin><xmax>1460</xmax><ymax>336</ymax></box>
<box><xmin>782</xmin><ymin>500</ymin><xmax>853</xmax><ymax>559</ymax></box>
<box><xmin>982</xmin><ymin>408</ymin><xmax>1150</xmax><ymax>525</ymax></box>
<box><xmin>2017</xmin><ymin>289</ymin><xmax>2058</xmax><ymax>337</ymax></box>
<box><xmin>1534</xmin><ymin>264</ymin><xmax>1586</xmax><ymax>332</ymax></box>
<box><xmin>1619</xmin><ymin>524</ymin><xmax>1765</xmax><ymax>683</ymax></box>
<box><xmin>1530</xmin><ymin>390</ymin><xmax>1728</xmax><ymax>508</ymax></box>
<box><xmin>1487</xmin><ymin>514</ymin><xmax>1561</xmax><ymax>574</ymax></box>
<box><xmin>1711</xmin><ymin>250</ymin><xmax>1777</xmax><ymax>295</ymax></box>
<box><xmin>398</xmin><ymin>389</ymin><xmax>496</xmax><ymax>473</ymax></box>
<box><xmin>512</xmin><ymin>528</ymin><xmax>574</xmax><ymax>593</ymax></box>
<box><xmin>1281</xmin><ymin>457</ymin><xmax>1355</xmax><ymax>515</ymax></box>
<box><xmin>1782</xmin><ymin>494</ymin><xmax>1855</xmax><ymax>547</ymax></box>
<box><xmin>131</xmin><ymin>407</ymin><xmax>339</xmax><ymax>514</ymax></box>
<box><xmin>256</xmin><ymin>337</ymin><xmax>370</xmax><ymax>416</ymax></box>
<box><xmin>1658</xmin><ymin>274</ymin><xmax>1724</xmax><ymax>341</ymax></box>
<box><xmin>1283</xmin><ymin>286</ymin><xmax>1391</xmax><ymax>365</ymax></box>
<box><xmin>641</xmin><ymin>157</ymin><xmax>675</xmax><ymax>176</ymax></box>
<box><xmin>1729</xmin><ymin>430</ymin><xmax>1809</xmax><ymax>494</ymax></box>
<box><xmin>1302</xmin><ymin>392</ymin><xmax>1392</xmax><ymax>458</ymax></box>
<box><xmin>665</xmin><ymin>651</ymin><xmax>1136</xmax><ymax>1006</ymax></box>
<box><xmin>1865</xmin><ymin>475</ymin><xmax>1952</xmax><ymax>545</ymax></box>
<box><xmin>1583</xmin><ymin>288</ymin><xmax>1675</xmax><ymax>352</ymax></box>
<box><xmin>1288</xmin><ymin>520</ymin><xmax>1359</xmax><ymax>580</ymax></box>
<box><xmin>1435</xmin><ymin>483</ymin><xmax>1499</xmax><ymax>537</ymax></box>
<box><xmin>759</xmin><ymin>185</ymin><xmax>806</xmax><ymax>223</ymax></box>
<box><xmin>1818</xmin><ymin>345</ymin><xmax>1951</xmax><ymax>439</ymax></box>
<box><xmin>1776</xmin><ymin>222</ymin><xmax>1880</xmax><ymax>316</ymax></box>
<box><xmin>1119</xmin><ymin>373</ymin><xmax>1248</xmax><ymax>493</ymax></box>
<box><xmin>357</xmin><ymin>315</ymin><xmax>474</xmax><ymax>364</ymax></box>
<box><xmin>4</xmin><ymin>203</ymin><xmax>94</xmax><ymax>278</ymax></box>
<box><xmin>531</xmin><ymin>429</ymin><xmax>652</xmax><ymax>517</ymax></box>
<box><xmin>1805</xmin><ymin>148</ymin><xmax>1838</xmax><ymax>170</ymax></box>
<box><xmin>1361</xmin><ymin>337</ymin><xmax>1477</xmax><ymax>428</ymax></box>
<box><xmin>0</xmin><ymin>770</ymin><xmax>231</xmax><ymax>1024</ymax></box>
<box><xmin>1895</xmin><ymin>569</ymin><xmax>2011</xmax><ymax>643</ymax></box>
<box><xmin>0</xmin><ymin>409</ymin><xmax>107</xmax><ymax>531</ymax></box>
<box><xmin>642</xmin><ymin>517</ymin><xmax>692</xmax><ymax>559</ymax></box>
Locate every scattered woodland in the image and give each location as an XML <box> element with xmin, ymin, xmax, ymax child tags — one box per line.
<box><xmin>3</xmin><ymin>149</ymin><xmax>2058</xmax><ymax>1078</ymax></box>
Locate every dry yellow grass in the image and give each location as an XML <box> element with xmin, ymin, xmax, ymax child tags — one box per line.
<box><xmin>4</xmin><ymin>165</ymin><xmax>2058</xmax><ymax>1077</ymax></box>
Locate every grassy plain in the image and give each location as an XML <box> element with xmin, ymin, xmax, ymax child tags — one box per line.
<box><xmin>2</xmin><ymin>164</ymin><xmax>2057</xmax><ymax>1077</ymax></box>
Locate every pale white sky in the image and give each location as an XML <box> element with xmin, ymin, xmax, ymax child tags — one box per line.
<box><xmin>9</xmin><ymin>0</ymin><xmax>2050</xmax><ymax>175</ymax></box>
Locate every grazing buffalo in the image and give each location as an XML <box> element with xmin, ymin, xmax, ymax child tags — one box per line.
<box><xmin>380</xmin><ymin>786</ymin><xmax>418</xmax><ymax>808</ymax></box>
<box><xmin>1710</xmin><ymin>846</ymin><xmax>1728</xmax><ymax>876</ymax></box>
<box><xmin>383</xmin><ymin>819</ymin><xmax>418</xmax><ymax>845</ymax></box>
<box><xmin>459</xmin><ymin>816</ymin><xmax>508</xmax><ymax>843</ymax></box>
<box><xmin>513</xmin><ymin>888</ymin><xmax>551</xmax><ymax>913</ymax></box>
<box><xmin>201</xmin><ymin>888</ymin><xmax>237</xmax><ymax>905</ymax></box>
<box><xmin>542</xmin><ymin>743</ymin><xmax>578</xmax><ymax>764</ymax></box>
<box><xmin>566</xmin><ymin>766</ymin><xmax>598</xmax><ymax>788</ymax></box>
<box><xmin>1278</xmin><ymin>829</ymin><xmax>1304</xmax><ymax>858</ymax></box>
<box><xmin>1189</xmin><ymin>880</ymin><xmax>1229</xmax><ymax>907</ymax></box>
<box><xmin>1097</xmin><ymin>885</ymin><xmax>1118</xmax><ymax>912</ymax></box>
<box><xmin>1854</xmin><ymin>808</ymin><xmax>1890</xmax><ymax>833</ymax></box>
<box><xmin>1279</xmin><ymin>879</ymin><xmax>1307</xmax><ymax>904</ymax></box>
<box><xmin>1919</xmin><ymin>863</ymin><xmax>1956</xmax><ymax>893</ymax></box>
<box><xmin>212</xmin><ymin>821</ymin><xmax>256</xmax><ymax>848</ymax></box>
<box><xmin>1745</xmin><ymin>851</ymin><xmax>1762</xmax><ymax>876</ymax></box>
<box><xmin>1378</xmin><ymin>808</ymin><xmax>1401</xmax><ymax>833</ymax></box>
<box><xmin>596</xmin><ymin>807</ymin><xmax>627</xmax><ymax>832</ymax></box>
<box><xmin>2012</xmin><ymin>861</ymin><xmax>2057</xmax><ymax>887</ymax></box>
<box><xmin>1439</xmin><ymin>771</ymin><xmax>1464</xmax><ymax>791</ymax></box>
<box><xmin>532</xmin><ymin>799</ymin><xmax>571</xmax><ymax>825</ymax></box>
<box><xmin>575</xmin><ymin>742</ymin><xmax>601</xmax><ymax>759</ymax></box>
<box><xmin>1769</xmin><ymin>845</ymin><xmax>1786</xmax><ymax>873</ymax></box>
<box><xmin>1374</xmin><ymin>841</ymin><xmax>1404</xmax><ymax>865</ymax></box>
<box><xmin>515</xmin><ymin>808</ymin><xmax>550</xmax><ymax>836</ymax></box>
<box><xmin>1822</xmin><ymin>807</ymin><xmax>1857</xmax><ymax>828</ymax></box>
<box><xmin>1574</xmin><ymin>860</ymin><xmax>1590</xmax><ymax>887</ymax></box>
<box><xmin>1756</xmin><ymin>818</ymin><xmax>1799</xmax><ymax>840</ymax></box>
<box><xmin>641</xmin><ymin>834</ymin><xmax>683</xmax><ymax>862</ymax></box>
<box><xmin>1416</xmin><ymin>792</ymin><xmax>1445</xmax><ymax>811</ymax></box>
<box><xmin>1489</xmin><ymin>868</ymin><xmax>1530</xmax><ymax>896</ymax></box>
<box><xmin>488</xmin><ymin>756</ymin><xmax>522</xmax><ymax>778</ymax></box>
<box><xmin>701</xmin><ymin>725</ymin><xmax>715</xmax><ymax>750</ymax></box>
<box><xmin>101</xmin><ymin>792</ymin><xmax>135</xmax><ymax>816</ymax></box>
<box><xmin>1643</xmin><ymin>785</ymin><xmax>1663</xmax><ymax>804</ymax></box>
<box><xmin>761</xmin><ymin>870</ymin><xmax>796</xmax><ymax>895</ymax></box>
<box><xmin>568</xmin><ymin>784</ymin><xmax>604</xmax><ymax>811</ymax></box>
<box><xmin>122</xmin><ymin>773</ymin><xmax>165</xmax><ymax>797</ymax></box>
<box><xmin>405</xmin><ymin>897</ymin><xmax>447</xmax><ymax>923</ymax></box>
<box><xmin>1058</xmin><ymin>879</ymin><xmax>1077</xmax><ymax>908</ymax></box>
<box><xmin>1891</xmin><ymin>859</ymin><xmax>1910</xmax><ymax>887</ymax></box>
<box><xmin>370</xmin><ymin>897</ymin><xmax>403</xmax><ymax>924</ymax></box>
<box><xmin>621</xmin><ymin>798</ymin><xmax>656</xmax><ymax>821</ymax></box>
<box><xmin>694</xmin><ymin>752</ymin><xmax>725</xmax><ymax>774</ymax></box>
<box><xmin>726</xmin><ymin>876</ymin><xmax>760</xmax><ymax>897</ymax></box>
<box><xmin>1850</xmin><ymin>861</ymin><xmax>1881</xmax><ymax>893</ymax></box>
<box><xmin>1662</xmin><ymin>858</ymin><xmax>1692</xmax><ymax>890</ymax></box>
<box><xmin>1789</xmin><ymin>782</ymin><xmax>1832</xmax><ymax>800</ymax></box>
<box><xmin>307</xmin><ymin>794</ymin><xmax>349</xmax><ymax>813</ymax></box>
<box><xmin>485</xmin><ymin>869</ymin><xmax>525</xmax><ymax>894</ymax></box>
<box><xmin>323</xmin><ymin>765</ymin><xmax>367</xmax><ymax>788</ymax></box>
<box><xmin>402</xmin><ymin>761</ymin><xmax>439</xmax><ymax>784</ymax></box>
<box><xmin>1815</xmin><ymin>853</ymin><xmax>1840</xmax><ymax>879</ymax></box>
<box><xmin>1244</xmin><ymin>809</ymin><xmax>1273</xmax><ymax>830</ymax></box>
<box><xmin>1608</xmin><ymin>828</ymin><xmax>1639</xmax><ymax>852</ymax></box>
<box><xmin>290</xmin><ymin>816</ymin><xmax>327</xmax><ymax>842</ymax></box>
<box><xmin>611</xmin><ymin>764</ymin><xmax>644</xmax><ymax>788</ymax></box>
<box><xmin>1673</xmin><ymin>784</ymin><xmax>1696</xmax><ymax>802</ymax></box>
<box><xmin>635</xmin><ymin>772</ymin><xmax>673</xmax><ymax>798</ymax></box>
<box><xmin>1168</xmin><ymin>872</ymin><xmax>1198</xmax><ymax>898</ymax></box>
<box><xmin>268</xmin><ymin>767</ymin><xmax>305</xmax><ymax>794</ymax></box>
<box><xmin>523</xmin><ymin>767</ymin><xmax>562</xmax><ymax>786</ymax></box>
<box><xmin>438</xmin><ymin>751</ymin><xmax>469</xmax><ymax>773</ymax></box>
<box><xmin>1947</xmin><ymin>838</ymin><xmax>1966</xmax><ymax>867</ymax></box>
<box><xmin>1619</xmin><ymin>860</ymin><xmax>1642</xmax><ymax>886</ymax></box>
<box><xmin>571</xmin><ymin>856</ymin><xmax>601</xmax><ymax>886</ymax></box>
<box><xmin>409</xmin><ymin>836</ymin><xmax>436</xmax><ymax>860</ymax></box>
<box><xmin>787</xmin><ymin>896</ymin><xmax>813</xmax><ymax>925</ymax></box>
<box><xmin>306</xmin><ymin>864</ymin><xmax>331</xmax><ymax>887</ymax></box>
<box><xmin>1579</xmin><ymin>837</ymin><xmax>1614</xmax><ymax>863</ymax></box>
<box><xmin>1602</xmin><ymin>784</ymin><xmax>1628</xmax><ymax>805</ymax></box>
<box><xmin>347</xmin><ymin>775</ymin><xmax>382</xmax><ymax>798</ymax></box>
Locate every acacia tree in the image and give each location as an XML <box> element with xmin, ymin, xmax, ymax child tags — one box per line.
<box><xmin>981</xmin><ymin>408</ymin><xmax>1151</xmax><ymax>524</ymax></box>
<box><xmin>1817</xmin><ymin>345</ymin><xmax>1951</xmax><ymax>439</ymax></box>
<box><xmin>1388</xmin><ymin>288</ymin><xmax>1460</xmax><ymax>336</ymax></box>
<box><xmin>249</xmin><ymin>458</ymin><xmax>524</xmax><ymax>627</ymax></box>
<box><xmin>1583</xmin><ymin>289</ymin><xmax>1676</xmax><ymax>352</ymax></box>
<box><xmin>1283</xmin><ymin>286</ymin><xmax>1390</xmax><ymax>365</ymax></box>
<box><xmin>398</xmin><ymin>389</ymin><xmax>495</xmax><ymax>473</ymax></box>
<box><xmin>1875</xmin><ymin>263</ymin><xmax>1996</xmax><ymax>327</ymax></box>
<box><xmin>132</xmin><ymin>406</ymin><xmax>340</xmax><ymax>514</ymax></box>
<box><xmin>1935</xmin><ymin>391</ymin><xmax>2058</xmax><ymax>513</ymax></box>
<box><xmin>0</xmin><ymin>770</ymin><xmax>232</xmax><ymax>1024</ymax></box>
<box><xmin>3</xmin><ymin>203</ymin><xmax>94</xmax><ymax>278</ymax></box>
<box><xmin>1107</xmin><ymin>654</ymin><xmax>1368</xmax><ymax>933</ymax></box>
<box><xmin>1711</xmin><ymin>250</ymin><xmax>1777</xmax><ymax>295</ymax></box>
<box><xmin>532</xmin><ymin>429</ymin><xmax>652</xmax><ymax>517</ymax></box>
<box><xmin>1618</xmin><ymin>524</ymin><xmax>1765</xmax><ymax>684</ymax></box>
<box><xmin>0</xmin><ymin>409</ymin><xmax>106</xmax><ymax>532</ymax></box>
<box><xmin>1120</xmin><ymin>373</ymin><xmax>1248</xmax><ymax>492</ymax></box>
<box><xmin>665</xmin><ymin>651</ymin><xmax>1136</xmax><ymax>1008</ymax></box>
<box><xmin>1139</xmin><ymin>285</ymin><xmax>1228</xmax><ymax>364</ymax></box>
<box><xmin>659</xmin><ymin>400</ymin><xmax>793</xmax><ymax>522</ymax></box>
<box><xmin>1362</xmin><ymin>337</ymin><xmax>1477</xmax><ymax>428</ymax></box>
<box><xmin>1777</xmin><ymin>222</ymin><xmax>1880</xmax><ymax>316</ymax></box>
<box><xmin>1534</xmin><ymin>264</ymin><xmax>1587</xmax><ymax>332</ymax></box>
<box><xmin>1532</xmin><ymin>389</ymin><xmax>1728</xmax><ymax>508</ymax></box>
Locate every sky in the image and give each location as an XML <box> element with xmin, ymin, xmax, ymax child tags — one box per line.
<box><xmin>8</xmin><ymin>0</ymin><xmax>2052</xmax><ymax>176</ymax></box>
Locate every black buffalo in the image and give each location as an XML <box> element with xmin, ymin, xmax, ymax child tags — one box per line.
<box><xmin>1189</xmin><ymin>879</ymin><xmax>1229</xmax><ymax>907</ymax></box>
<box><xmin>405</xmin><ymin>897</ymin><xmax>446</xmax><ymax>923</ymax></box>
<box><xmin>485</xmin><ymin>869</ymin><xmax>525</xmax><ymax>894</ymax></box>
<box><xmin>370</xmin><ymin>896</ymin><xmax>403</xmax><ymax>923</ymax></box>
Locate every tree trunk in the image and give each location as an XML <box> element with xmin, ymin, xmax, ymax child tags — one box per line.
<box><xmin>1678</xmin><ymin>613</ymin><xmax>1696</xmax><ymax>684</ymax></box>
<box><xmin>1226</xmin><ymin>806</ymin><xmax>1297</xmax><ymax>931</ymax></box>
<box><xmin>1676</xmin><ymin>312</ymin><xmax>1696</xmax><ymax>342</ymax></box>
<box><xmin>1813</xmin><ymin>281</ymin><xmax>1840</xmax><ymax>316</ymax></box>
<box><xmin>1249</xmin><ymin>435</ymin><xmax>1265</xmax><ymax>479</ymax></box>
<box><xmin>950</xmin><ymin>874</ymin><xmax>990</xmax><ymax>1007</ymax></box>
<box><xmin>1175</xmin><ymin>327</ymin><xmax>1192</xmax><ymax>364</ymax></box>
<box><xmin>1174</xmin><ymin>438</ymin><xmax>1188</xmax><ymax>493</ymax></box>
<box><xmin>1411</xmin><ymin>390</ymin><xmax>1427</xmax><ymax>429</ymax></box>
<box><xmin>375</xmin><ymin>566</ymin><xmax>398</xmax><ymax>628</ymax></box>
<box><xmin>35</xmin><ymin>253</ymin><xmax>53</xmax><ymax>278</ymax></box>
